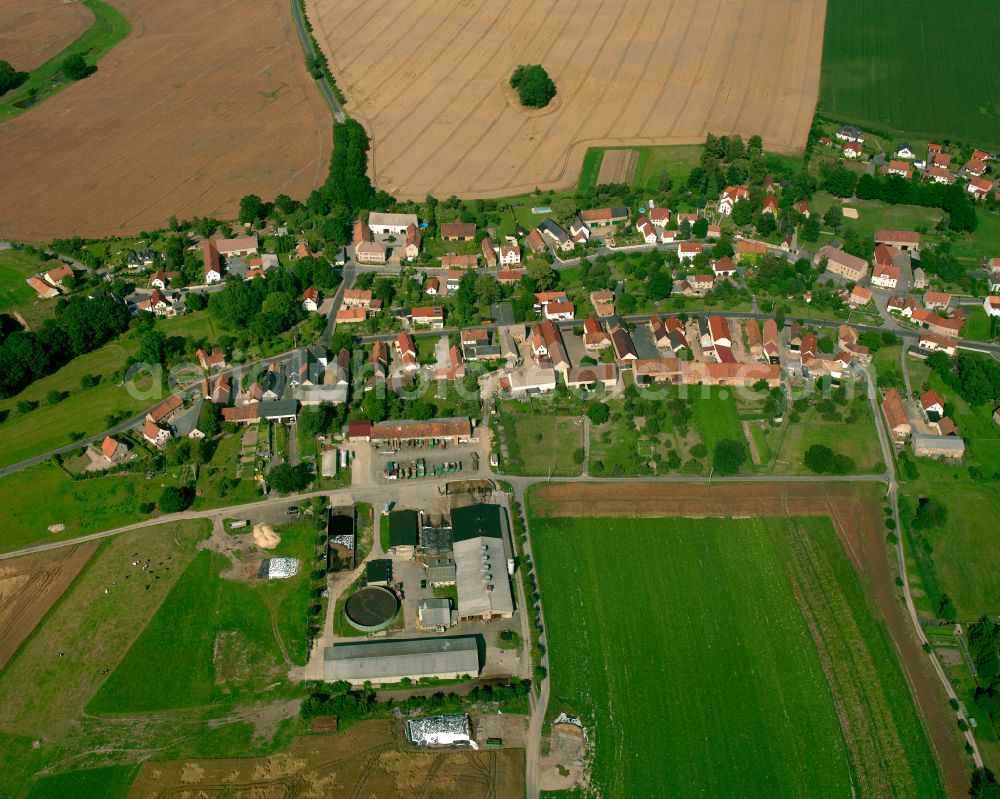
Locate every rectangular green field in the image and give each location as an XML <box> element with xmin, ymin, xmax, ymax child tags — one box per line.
<box><xmin>89</xmin><ymin>521</ymin><xmax>316</xmax><ymax>712</ymax></box>
<box><xmin>530</xmin><ymin>514</ymin><xmax>943</xmax><ymax>798</ymax></box>
<box><xmin>689</xmin><ymin>388</ymin><xmax>742</xmax><ymax>454</ymax></box>
<box><xmin>505</xmin><ymin>414</ymin><xmax>584</xmax><ymax>476</ymax></box>
<box><xmin>819</xmin><ymin>0</ymin><xmax>1000</xmax><ymax>148</ymax></box>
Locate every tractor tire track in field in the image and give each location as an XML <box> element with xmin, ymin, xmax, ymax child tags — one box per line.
<box><xmin>502</xmin><ymin>0</ymin><xmax>632</xmax><ymax>190</ymax></box>
<box><xmin>598</xmin><ymin>0</ymin><xmax>678</xmax><ymax>140</ymax></box>
<box><xmin>393</xmin><ymin>0</ymin><xmax>563</xmax><ymax>191</ymax></box>
<box><xmin>782</xmin><ymin>519</ymin><xmax>918</xmax><ymax>799</ymax></box>
<box><xmin>368</xmin><ymin>0</ymin><xmax>508</xmax><ymax>164</ymax></box>
<box><xmin>716</xmin><ymin>0</ymin><xmax>773</xmax><ymax>138</ymax></box>
<box><xmin>667</xmin><ymin>0</ymin><xmax>746</xmax><ymax>138</ymax></box>
<box><xmin>461</xmin><ymin>0</ymin><xmax>605</xmax><ymax>192</ymax></box>
<box><xmin>635</xmin><ymin>0</ymin><xmax>700</xmax><ymax>137</ymax></box>
<box><xmin>542</xmin><ymin>0</ymin><xmax>658</xmax><ymax>183</ymax></box>
<box><xmin>425</xmin><ymin>0</ymin><xmax>593</xmax><ymax>193</ymax></box>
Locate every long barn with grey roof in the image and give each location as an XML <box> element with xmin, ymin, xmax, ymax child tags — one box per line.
<box><xmin>323</xmin><ymin>637</ymin><xmax>480</xmax><ymax>686</ymax></box>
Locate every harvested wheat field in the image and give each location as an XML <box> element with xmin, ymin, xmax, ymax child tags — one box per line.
<box><xmin>0</xmin><ymin>0</ymin><xmax>331</xmax><ymax>241</ymax></box>
<box><xmin>597</xmin><ymin>148</ymin><xmax>638</xmax><ymax>185</ymax></box>
<box><xmin>0</xmin><ymin>0</ymin><xmax>94</xmax><ymax>71</ymax></box>
<box><xmin>529</xmin><ymin>481</ymin><xmax>967</xmax><ymax>797</ymax></box>
<box><xmin>0</xmin><ymin>542</ymin><xmax>97</xmax><ymax>669</ymax></box>
<box><xmin>128</xmin><ymin>719</ymin><xmax>525</xmax><ymax>799</ymax></box>
<box><xmin>309</xmin><ymin>0</ymin><xmax>825</xmax><ymax>199</ymax></box>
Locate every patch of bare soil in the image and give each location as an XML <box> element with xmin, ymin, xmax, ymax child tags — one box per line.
<box><xmin>308</xmin><ymin>0</ymin><xmax>825</xmax><ymax>199</ymax></box>
<box><xmin>199</xmin><ymin>519</ymin><xmax>262</xmax><ymax>582</ymax></box>
<box><xmin>539</xmin><ymin>722</ymin><xmax>589</xmax><ymax>793</ymax></box>
<box><xmin>0</xmin><ymin>0</ymin><xmax>331</xmax><ymax>240</ymax></box>
<box><xmin>128</xmin><ymin>719</ymin><xmax>525</xmax><ymax>799</ymax></box>
<box><xmin>0</xmin><ymin>0</ymin><xmax>94</xmax><ymax>71</ymax></box>
<box><xmin>0</xmin><ymin>542</ymin><xmax>98</xmax><ymax>669</ymax></box>
<box><xmin>528</xmin><ymin>481</ymin><xmax>967</xmax><ymax>797</ymax></box>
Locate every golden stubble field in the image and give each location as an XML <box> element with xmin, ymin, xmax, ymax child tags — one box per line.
<box><xmin>0</xmin><ymin>0</ymin><xmax>332</xmax><ymax>241</ymax></box>
<box><xmin>308</xmin><ymin>0</ymin><xmax>826</xmax><ymax>199</ymax></box>
<box><xmin>0</xmin><ymin>0</ymin><xmax>94</xmax><ymax>71</ymax></box>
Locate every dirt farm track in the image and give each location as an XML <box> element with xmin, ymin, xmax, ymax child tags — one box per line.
<box><xmin>0</xmin><ymin>0</ymin><xmax>331</xmax><ymax>241</ymax></box>
<box><xmin>309</xmin><ymin>0</ymin><xmax>826</xmax><ymax>199</ymax></box>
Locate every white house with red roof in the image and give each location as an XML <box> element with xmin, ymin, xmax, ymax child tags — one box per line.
<box><xmin>142</xmin><ymin>419</ymin><xmax>172</xmax><ymax>448</ymax></box>
<box><xmin>761</xmin><ymin>195</ymin><xmax>779</xmax><ymax>216</ymax></box>
<box><xmin>678</xmin><ymin>242</ymin><xmax>703</xmax><ymax>261</ymax></box>
<box><xmin>842</xmin><ymin>142</ymin><xmax>862</xmax><ymax>159</ymax></box>
<box><xmin>884</xmin><ymin>160</ymin><xmax>913</xmax><ymax>179</ymax></box>
<box><xmin>871</xmin><ymin>261</ymin><xmax>900</xmax><ymax>290</ymax></box>
<box><xmin>985</xmin><ymin>296</ymin><xmax>1000</xmax><ymax>318</ymax></box>
<box><xmin>302</xmin><ymin>287</ymin><xmax>321</xmax><ymax>312</ymax></box>
<box><xmin>795</xmin><ymin>200</ymin><xmax>811</xmax><ymax>218</ymax></box>
<box><xmin>717</xmin><ymin>185</ymin><xmax>749</xmax><ymax>215</ymax></box>
<box><xmin>635</xmin><ymin>216</ymin><xmax>659</xmax><ymax>244</ymax></box>
<box><xmin>968</xmin><ymin>177</ymin><xmax>993</xmax><ymax>200</ymax></box>
<box><xmin>412</xmin><ymin>306</ymin><xmax>444</xmax><ymax>329</ymax></box>
<box><xmin>544</xmin><ymin>301</ymin><xmax>575</xmax><ymax>321</ymax></box>
<box><xmin>649</xmin><ymin>207</ymin><xmax>671</xmax><ymax>226</ymax></box>
<box><xmin>711</xmin><ymin>256</ymin><xmax>737</xmax><ymax>278</ymax></box>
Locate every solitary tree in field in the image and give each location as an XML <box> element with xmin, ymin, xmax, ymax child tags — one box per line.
<box><xmin>61</xmin><ymin>53</ymin><xmax>95</xmax><ymax>81</ymax></box>
<box><xmin>510</xmin><ymin>64</ymin><xmax>556</xmax><ymax>109</ymax></box>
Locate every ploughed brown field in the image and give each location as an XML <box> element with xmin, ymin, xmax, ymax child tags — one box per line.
<box><xmin>0</xmin><ymin>542</ymin><xmax>97</xmax><ymax>670</ymax></box>
<box><xmin>128</xmin><ymin>719</ymin><xmax>525</xmax><ymax>799</ymax></box>
<box><xmin>0</xmin><ymin>0</ymin><xmax>94</xmax><ymax>71</ymax></box>
<box><xmin>308</xmin><ymin>0</ymin><xmax>825</xmax><ymax>199</ymax></box>
<box><xmin>0</xmin><ymin>0</ymin><xmax>331</xmax><ymax>241</ymax></box>
<box><xmin>529</xmin><ymin>481</ymin><xmax>968</xmax><ymax>797</ymax></box>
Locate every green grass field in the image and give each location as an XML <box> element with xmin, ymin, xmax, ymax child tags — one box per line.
<box><xmin>89</xmin><ymin>522</ymin><xmax>315</xmax><ymax>712</ymax></box>
<box><xmin>0</xmin><ymin>520</ymin><xmax>304</xmax><ymax>799</ymax></box>
<box><xmin>962</xmin><ymin>306</ymin><xmax>994</xmax><ymax>343</ymax></box>
<box><xmin>0</xmin><ymin>0</ymin><xmax>131</xmax><ymax>121</ymax></box>
<box><xmin>819</xmin><ymin>0</ymin><xmax>1000</xmax><ymax>148</ymax></box>
<box><xmin>690</xmin><ymin>388</ymin><xmax>743</xmax><ymax>455</ymax></box>
<box><xmin>904</xmin><ymin>482</ymin><xmax>1000</xmax><ymax>618</ymax></box>
<box><xmin>0</xmin><ymin>461</ymin><xmax>181</xmax><ymax>553</ymax></box>
<box><xmin>0</xmin><ymin>248</ymin><xmax>50</xmax><ymax>318</ymax></box>
<box><xmin>504</xmin><ymin>414</ymin><xmax>584</xmax><ymax>476</ymax></box>
<box><xmin>531</xmin><ymin>513</ymin><xmax>943</xmax><ymax>798</ymax></box>
<box><xmin>576</xmin><ymin>149</ymin><xmax>604</xmax><ymax>192</ymax></box>
<box><xmin>766</xmin><ymin>405</ymin><xmax>883</xmax><ymax>475</ymax></box>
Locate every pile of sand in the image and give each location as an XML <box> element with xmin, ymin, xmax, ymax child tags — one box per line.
<box><xmin>253</xmin><ymin>524</ymin><xmax>280</xmax><ymax>549</ymax></box>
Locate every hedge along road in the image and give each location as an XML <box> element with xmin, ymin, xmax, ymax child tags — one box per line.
<box><xmin>0</xmin><ymin>0</ymin><xmax>131</xmax><ymax>121</ymax></box>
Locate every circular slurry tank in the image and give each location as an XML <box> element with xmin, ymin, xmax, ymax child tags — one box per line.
<box><xmin>344</xmin><ymin>585</ymin><xmax>400</xmax><ymax>632</ymax></box>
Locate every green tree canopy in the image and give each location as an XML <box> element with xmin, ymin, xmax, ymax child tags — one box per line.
<box><xmin>0</xmin><ymin>60</ymin><xmax>28</xmax><ymax>95</ymax></box>
<box><xmin>712</xmin><ymin>439</ymin><xmax>747</xmax><ymax>475</ymax></box>
<box><xmin>510</xmin><ymin>64</ymin><xmax>556</xmax><ymax>108</ymax></box>
<box><xmin>159</xmin><ymin>485</ymin><xmax>195</xmax><ymax>513</ymax></box>
<box><xmin>62</xmin><ymin>53</ymin><xmax>95</xmax><ymax>81</ymax></box>
<box><xmin>267</xmin><ymin>462</ymin><xmax>313</xmax><ymax>494</ymax></box>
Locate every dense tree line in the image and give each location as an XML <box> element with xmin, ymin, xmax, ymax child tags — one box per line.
<box><xmin>0</xmin><ymin>294</ymin><xmax>130</xmax><ymax>397</ymax></box>
<box><xmin>300</xmin><ymin>679</ymin><xmax>531</xmax><ymax>722</ymax></box>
